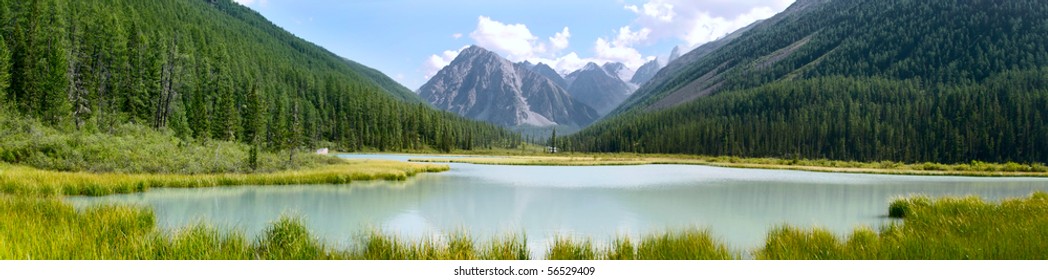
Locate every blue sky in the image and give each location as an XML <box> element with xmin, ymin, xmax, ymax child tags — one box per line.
<box><xmin>232</xmin><ymin>0</ymin><xmax>795</xmax><ymax>90</ymax></box>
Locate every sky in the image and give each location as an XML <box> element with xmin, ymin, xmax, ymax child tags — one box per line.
<box><xmin>232</xmin><ymin>0</ymin><xmax>795</xmax><ymax>90</ymax></box>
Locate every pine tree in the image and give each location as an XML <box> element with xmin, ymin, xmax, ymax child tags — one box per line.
<box><xmin>0</xmin><ymin>33</ymin><xmax>10</xmax><ymax>102</ymax></box>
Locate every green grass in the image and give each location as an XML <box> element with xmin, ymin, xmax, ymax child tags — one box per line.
<box><xmin>356</xmin><ymin>230</ymin><xmax>530</xmax><ymax>260</ymax></box>
<box><xmin>546</xmin><ymin>237</ymin><xmax>598</xmax><ymax>260</ymax></box>
<box><xmin>3</xmin><ymin>192</ymin><xmax>1048</xmax><ymax>259</ymax></box>
<box><xmin>547</xmin><ymin>230</ymin><xmax>735</xmax><ymax>260</ymax></box>
<box><xmin>756</xmin><ymin>192</ymin><xmax>1048</xmax><ymax>260</ymax></box>
<box><xmin>0</xmin><ymin>160</ymin><xmax>450</xmax><ymax>197</ymax></box>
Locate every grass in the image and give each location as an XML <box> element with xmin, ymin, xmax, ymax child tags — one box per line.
<box><xmin>756</xmin><ymin>192</ymin><xmax>1048</xmax><ymax>260</ymax></box>
<box><xmin>547</xmin><ymin>230</ymin><xmax>735</xmax><ymax>260</ymax></box>
<box><xmin>356</xmin><ymin>230</ymin><xmax>530</xmax><ymax>260</ymax></box>
<box><xmin>0</xmin><ymin>160</ymin><xmax>449</xmax><ymax>197</ymax></box>
<box><xmin>0</xmin><ymin>196</ymin><xmax>527</xmax><ymax>260</ymax></box>
<box><xmin>409</xmin><ymin>153</ymin><xmax>1048</xmax><ymax>177</ymax></box>
<box><xmin>2</xmin><ymin>192</ymin><xmax>1047</xmax><ymax>259</ymax></box>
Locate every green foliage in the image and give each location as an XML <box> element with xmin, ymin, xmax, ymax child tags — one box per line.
<box><xmin>630</xmin><ymin>229</ymin><xmax>734</xmax><ymax>260</ymax></box>
<box><xmin>588</xmin><ymin>0</ymin><xmax>1048</xmax><ymax>165</ymax></box>
<box><xmin>255</xmin><ymin>216</ymin><xmax>324</xmax><ymax>260</ymax></box>
<box><xmin>546</xmin><ymin>237</ymin><xmax>597</xmax><ymax>260</ymax></box>
<box><xmin>0</xmin><ymin>0</ymin><xmax>516</xmax><ymax>154</ymax></box>
<box><xmin>0</xmin><ymin>112</ymin><xmax>336</xmax><ymax>174</ymax></box>
<box><xmin>572</xmin><ymin>72</ymin><xmax>1048</xmax><ymax>164</ymax></box>
<box><xmin>756</xmin><ymin>192</ymin><xmax>1048</xmax><ymax>260</ymax></box>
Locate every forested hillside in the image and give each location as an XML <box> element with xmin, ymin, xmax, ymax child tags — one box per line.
<box><xmin>569</xmin><ymin>0</ymin><xmax>1048</xmax><ymax>163</ymax></box>
<box><xmin>0</xmin><ymin>0</ymin><xmax>516</xmax><ymax>153</ymax></box>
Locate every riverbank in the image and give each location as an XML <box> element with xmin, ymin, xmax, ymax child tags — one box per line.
<box><xmin>2</xmin><ymin>192</ymin><xmax>1045</xmax><ymax>259</ymax></box>
<box><xmin>407</xmin><ymin>153</ymin><xmax>1048</xmax><ymax>177</ymax></box>
<box><xmin>0</xmin><ymin>159</ymin><xmax>449</xmax><ymax>197</ymax></box>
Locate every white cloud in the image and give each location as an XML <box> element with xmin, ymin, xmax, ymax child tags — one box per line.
<box><xmin>613</xmin><ymin>26</ymin><xmax>652</xmax><ymax>47</ymax></box>
<box><xmin>624</xmin><ymin>5</ymin><xmax>640</xmax><ymax>13</ymax></box>
<box><xmin>452</xmin><ymin>33</ymin><xmax>463</xmax><ymax>39</ymax></box>
<box><xmin>681</xmin><ymin>6</ymin><xmax>777</xmax><ymax>47</ymax></box>
<box><xmin>594</xmin><ymin>38</ymin><xmax>651</xmax><ymax>70</ymax></box>
<box><xmin>640</xmin><ymin>2</ymin><xmax>676</xmax><ymax>22</ymax></box>
<box><xmin>423</xmin><ymin>45</ymin><xmax>470</xmax><ymax>80</ymax></box>
<box><xmin>470</xmin><ymin>16</ymin><xmax>542</xmax><ymax>61</ymax></box>
<box><xmin>549</xmin><ymin>27</ymin><xmax>571</xmax><ymax>51</ymax></box>
<box><xmin>426</xmin><ymin>17</ymin><xmax>586</xmax><ymax>80</ymax></box>
<box><xmin>625</xmin><ymin>0</ymin><xmax>794</xmax><ymax>49</ymax></box>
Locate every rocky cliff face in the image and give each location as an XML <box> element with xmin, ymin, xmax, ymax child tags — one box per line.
<box><xmin>630</xmin><ymin>59</ymin><xmax>661</xmax><ymax>85</ymax></box>
<box><xmin>564</xmin><ymin>62</ymin><xmax>633</xmax><ymax>116</ymax></box>
<box><xmin>418</xmin><ymin>46</ymin><xmax>598</xmax><ymax>127</ymax></box>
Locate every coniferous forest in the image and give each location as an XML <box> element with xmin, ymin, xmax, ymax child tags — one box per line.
<box><xmin>0</xmin><ymin>0</ymin><xmax>518</xmax><ymax>156</ymax></box>
<box><xmin>569</xmin><ymin>0</ymin><xmax>1048</xmax><ymax>164</ymax></box>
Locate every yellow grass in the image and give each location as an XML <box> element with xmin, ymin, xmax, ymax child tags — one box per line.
<box><xmin>0</xmin><ymin>159</ymin><xmax>449</xmax><ymax>197</ymax></box>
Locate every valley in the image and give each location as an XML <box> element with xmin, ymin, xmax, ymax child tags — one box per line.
<box><xmin>1</xmin><ymin>0</ymin><xmax>1047</xmax><ymax>263</ymax></box>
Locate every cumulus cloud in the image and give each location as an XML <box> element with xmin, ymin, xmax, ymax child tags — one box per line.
<box><xmin>626</xmin><ymin>0</ymin><xmax>793</xmax><ymax>49</ymax></box>
<box><xmin>549</xmin><ymin>27</ymin><xmax>571</xmax><ymax>51</ymax></box>
<box><xmin>423</xmin><ymin>45</ymin><xmax>470</xmax><ymax>80</ymax></box>
<box><xmin>470</xmin><ymin>16</ymin><xmax>544</xmax><ymax>60</ymax></box>
<box><xmin>421</xmin><ymin>2</ymin><xmax>795</xmax><ymax>83</ymax></box>
<box><xmin>426</xmin><ymin>17</ymin><xmax>586</xmax><ymax>78</ymax></box>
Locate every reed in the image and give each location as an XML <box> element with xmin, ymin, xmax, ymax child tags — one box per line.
<box><xmin>628</xmin><ymin>229</ymin><xmax>735</xmax><ymax>260</ymax></box>
<box><xmin>756</xmin><ymin>192</ymin><xmax>1048</xmax><ymax>259</ymax></box>
<box><xmin>0</xmin><ymin>160</ymin><xmax>449</xmax><ymax>197</ymax></box>
<box><xmin>3</xmin><ymin>192</ymin><xmax>1047</xmax><ymax>260</ymax></box>
<box><xmin>546</xmin><ymin>237</ymin><xmax>597</xmax><ymax>260</ymax></box>
<box><xmin>355</xmin><ymin>230</ymin><xmax>529</xmax><ymax>260</ymax></box>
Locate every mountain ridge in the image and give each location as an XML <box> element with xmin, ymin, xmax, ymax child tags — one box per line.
<box><xmin>418</xmin><ymin>45</ymin><xmax>598</xmax><ymax>128</ymax></box>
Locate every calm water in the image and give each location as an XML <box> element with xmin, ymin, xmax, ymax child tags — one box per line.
<box><xmin>68</xmin><ymin>154</ymin><xmax>1048</xmax><ymax>257</ymax></box>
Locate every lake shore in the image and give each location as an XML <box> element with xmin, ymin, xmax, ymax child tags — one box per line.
<box><xmin>405</xmin><ymin>152</ymin><xmax>1048</xmax><ymax>177</ymax></box>
<box><xmin>0</xmin><ymin>159</ymin><xmax>450</xmax><ymax>197</ymax></box>
<box><xmin>3</xmin><ymin>192</ymin><xmax>1045</xmax><ymax>259</ymax></box>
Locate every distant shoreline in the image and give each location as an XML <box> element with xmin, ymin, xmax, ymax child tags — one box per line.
<box><xmin>402</xmin><ymin>152</ymin><xmax>1048</xmax><ymax>177</ymax></box>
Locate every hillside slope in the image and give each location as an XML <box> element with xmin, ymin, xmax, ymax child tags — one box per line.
<box><xmin>570</xmin><ymin>0</ymin><xmax>1048</xmax><ymax>163</ymax></box>
<box><xmin>0</xmin><ymin>0</ymin><xmax>514</xmax><ymax>152</ymax></box>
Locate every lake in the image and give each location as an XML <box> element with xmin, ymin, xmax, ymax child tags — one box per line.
<box><xmin>68</xmin><ymin>154</ymin><xmax>1048</xmax><ymax>258</ymax></box>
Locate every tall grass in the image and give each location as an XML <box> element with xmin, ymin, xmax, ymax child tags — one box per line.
<box><xmin>546</xmin><ymin>230</ymin><xmax>735</xmax><ymax>260</ymax></box>
<box><xmin>4</xmin><ymin>192</ymin><xmax>1048</xmax><ymax>260</ymax></box>
<box><xmin>0</xmin><ymin>160</ymin><xmax>449</xmax><ymax>197</ymax></box>
<box><xmin>356</xmin><ymin>230</ymin><xmax>530</xmax><ymax>260</ymax></box>
<box><xmin>756</xmin><ymin>192</ymin><xmax>1048</xmax><ymax>259</ymax></box>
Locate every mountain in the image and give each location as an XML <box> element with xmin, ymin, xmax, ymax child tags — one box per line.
<box><xmin>668</xmin><ymin>46</ymin><xmax>682</xmax><ymax>62</ymax></box>
<box><xmin>569</xmin><ymin>0</ymin><xmax>1048</xmax><ymax>164</ymax></box>
<box><xmin>601</xmin><ymin>62</ymin><xmax>634</xmax><ymax>83</ymax></box>
<box><xmin>613</xmin><ymin>20</ymin><xmax>759</xmax><ymax>115</ymax></box>
<box><xmin>564</xmin><ymin>63</ymin><xmax>633</xmax><ymax>116</ymax></box>
<box><xmin>514</xmin><ymin>61</ymin><xmax>536</xmax><ymax>70</ymax></box>
<box><xmin>418</xmin><ymin>46</ymin><xmax>598</xmax><ymax>128</ymax></box>
<box><xmin>0</xmin><ymin>0</ymin><xmax>515</xmax><ymax>152</ymax></box>
<box><xmin>630</xmin><ymin>59</ymin><xmax>661</xmax><ymax>85</ymax></box>
<box><xmin>530</xmin><ymin>63</ymin><xmax>569</xmax><ymax>89</ymax></box>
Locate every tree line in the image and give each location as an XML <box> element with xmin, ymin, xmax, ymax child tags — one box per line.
<box><xmin>0</xmin><ymin>0</ymin><xmax>519</xmax><ymax>153</ymax></box>
<box><xmin>568</xmin><ymin>71</ymin><xmax>1048</xmax><ymax>164</ymax></box>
